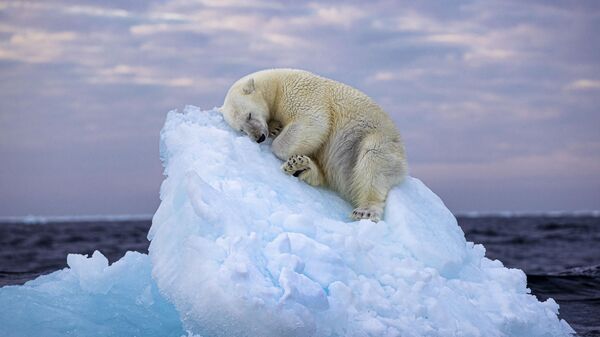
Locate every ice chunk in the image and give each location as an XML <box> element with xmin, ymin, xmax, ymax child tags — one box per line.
<box><xmin>148</xmin><ymin>106</ymin><xmax>574</xmax><ymax>337</ymax></box>
<box><xmin>0</xmin><ymin>251</ymin><xmax>183</xmax><ymax>337</ymax></box>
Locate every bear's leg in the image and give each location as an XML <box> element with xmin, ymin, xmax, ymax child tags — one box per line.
<box><xmin>272</xmin><ymin>120</ymin><xmax>329</xmax><ymax>161</ymax></box>
<box><xmin>349</xmin><ymin>134</ymin><xmax>406</xmax><ymax>222</ymax></box>
<box><xmin>281</xmin><ymin>155</ymin><xmax>325</xmax><ymax>186</ymax></box>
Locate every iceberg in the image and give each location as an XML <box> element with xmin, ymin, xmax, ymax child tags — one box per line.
<box><xmin>0</xmin><ymin>106</ymin><xmax>574</xmax><ymax>337</ymax></box>
<box><xmin>149</xmin><ymin>106</ymin><xmax>573</xmax><ymax>337</ymax></box>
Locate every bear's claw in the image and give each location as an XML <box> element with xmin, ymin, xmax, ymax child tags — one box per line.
<box><xmin>351</xmin><ymin>207</ymin><xmax>381</xmax><ymax>222</ymax></box>
<box><xmin>268</xmin><ymin>120</ymin><xmax>283</xmax><ymax>138</ymax></box>
<box><xmin>282</xmin><ymin>155</ymin><xmax>311</xmax><ymax>177</ymax></box>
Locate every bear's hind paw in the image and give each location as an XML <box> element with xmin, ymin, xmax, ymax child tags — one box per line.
<box><xmin>351</xmin><ymin>207</ymin><xmax>381</xmax><ymax>222</ymax></box>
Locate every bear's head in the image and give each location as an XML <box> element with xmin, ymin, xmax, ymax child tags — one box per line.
<box><xmin>220</xmin><ymin>77</ymin><xmax>269</xmax><ymax>143</ymax></box>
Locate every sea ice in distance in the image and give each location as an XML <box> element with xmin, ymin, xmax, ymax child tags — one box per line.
<box><xmin>0</xmin><ymin>106</ymin><xmax>574</xmax><ymax>337</ymax></box>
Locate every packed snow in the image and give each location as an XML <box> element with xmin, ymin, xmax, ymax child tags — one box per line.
<box><xmin>0</xmin><ymin>106</ymin><xmax>574</xmax><ymax>337</ymax></box>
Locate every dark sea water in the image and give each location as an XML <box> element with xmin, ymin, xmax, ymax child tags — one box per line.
<box><xmin>0</xmin><ymin>215</ymin><xmax>598</xmax><ymax>336</ymax></box>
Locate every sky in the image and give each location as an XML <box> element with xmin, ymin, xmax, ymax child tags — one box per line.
<box><xmin>0</xmin><ymin>0</ymin><xmax>599</xmax><ymax>216</ymax></box>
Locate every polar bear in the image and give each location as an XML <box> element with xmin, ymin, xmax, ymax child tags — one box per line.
<box><xmin>220</xmin><ymin>69</ymin><xmax>407</xmax><ymax>222</ymax></box>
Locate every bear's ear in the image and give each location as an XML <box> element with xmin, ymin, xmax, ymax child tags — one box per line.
<box><xmin>242</xmin><ymin>78</ymin><xmax>255</xmax><ymax>95</ymax></box>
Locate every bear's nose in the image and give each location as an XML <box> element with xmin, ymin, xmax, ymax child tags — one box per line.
<box><xmin>257</xmin><ymin>134</ymin><xmax>266</xmax><ymax>143</ymax></box>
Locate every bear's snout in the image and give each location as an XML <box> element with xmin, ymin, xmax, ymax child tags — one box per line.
<box><xmin>243</xmin><ymin>118</ymin><xmax>268</xmax><ymax>143</ymax></box>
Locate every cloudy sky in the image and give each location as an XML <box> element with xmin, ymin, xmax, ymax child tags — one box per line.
<box><xmin>0</xmin><ymin>0</ymin><xmax>599</xmax><ymax>216</ymax></box>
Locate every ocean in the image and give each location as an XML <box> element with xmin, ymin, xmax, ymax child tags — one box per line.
<box><xmin>0</xmin><ymin>215</ymin><xmax>598</xmax><ymax>336</ymax></box>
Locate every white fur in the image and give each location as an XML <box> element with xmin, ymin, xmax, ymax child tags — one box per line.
<box><xmin>221</xmin><ymin>69</ymin><xmax>407</xmax><ymax>221</ymax></box>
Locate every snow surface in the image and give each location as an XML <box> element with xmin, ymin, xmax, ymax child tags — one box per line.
<box><xmin>0</xmin><ymin>106</ymin><xmax>574</xmax><ymax>337</ymax></box>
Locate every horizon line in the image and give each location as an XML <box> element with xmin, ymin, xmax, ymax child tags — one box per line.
<box><xmin>1</xmin><ymin>210</ymin><xmax>599</xmax><ymax>224</ymax></box>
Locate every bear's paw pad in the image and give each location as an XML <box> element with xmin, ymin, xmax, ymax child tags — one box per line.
<box><xmin>282</xmin><ymin>155</ymin><xmax>311</xmax><ymax>177</ymax></box>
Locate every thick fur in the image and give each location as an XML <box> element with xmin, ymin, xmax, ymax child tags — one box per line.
<box><xmin>220</xmin><ymin>69</ymin><xmax>407</xmax><ymax>222</ymax></box>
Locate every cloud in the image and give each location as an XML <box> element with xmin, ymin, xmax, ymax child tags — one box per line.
<box><xmin>0</xmin><ymin>1</ymin><xmax>135</xmax><ymax>19</ymax></box>
<box><xmin>86</xmin><ymin>65</ymin><xmax>196</xmax><ymax>88</ymax></box>
<box><xmin>165</xmin><ymin>0</ymin><xmax>283</xmax><ymax>10</ymax></box>
<box><xmin>371</xmin><ymin>9</ymin><xmax>552</xmax><ymax>64</ymax></box>
<box><xmin>366</xmin><ymin>68</ymin><xmax>449</xmax><ymax>83</ymax></box>
<box><xmin>308</xmin><ymin>3</ymin><xmax>365</xmax><ymax>28</ymax></box>
<box><xmin>0</xmin><ymin>26</ymin><xmax>77</xmax><ymax>63</ymax></box>
<box><xmin>367</xmin><ymin>71</ymin><xmax>397</xmax><ymax>82</ymax></box>
<box><xmin>565</xmin><ymin>79</ymin><xmax>600</xmax><ymax>91</ymax></box>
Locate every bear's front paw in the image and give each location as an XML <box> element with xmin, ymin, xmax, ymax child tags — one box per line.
<box><xmin>282</xmin><ymin>155</ymin><xmax>311</xmax><ymax>177</ymax></box>
<box><xmin>351</xmin><ymin>207</ymin><xmax>381</xmax><ymax>222</ymax></box>
<box><xmin>268</xmin><ymin>120</ymin><xmax>283</xmax><ymax>138</ymax></box>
